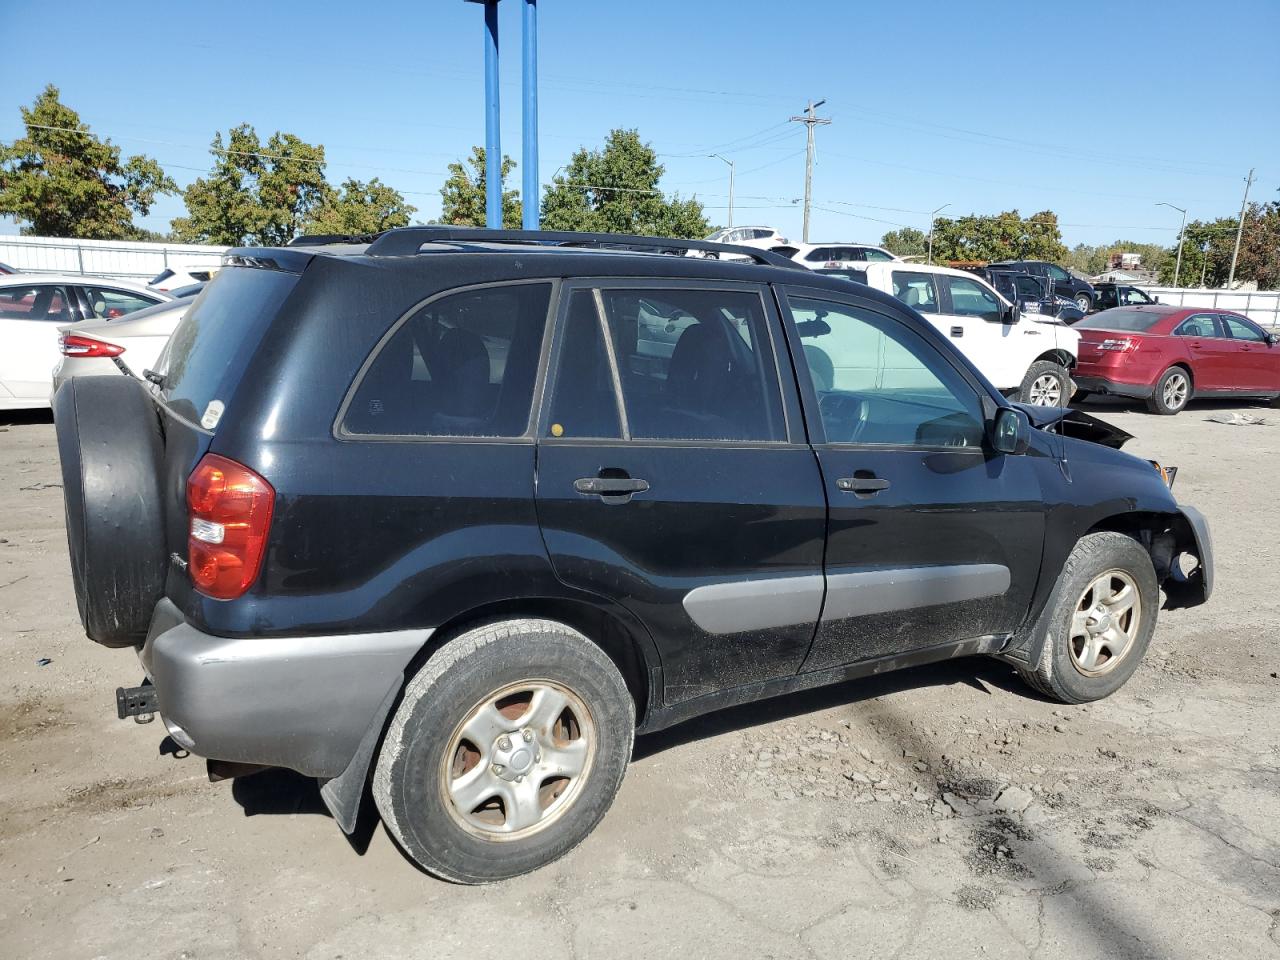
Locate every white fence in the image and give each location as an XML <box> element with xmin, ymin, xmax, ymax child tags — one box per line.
<box><xmin>0</xmin><ymin>235</ymin><xmax>227</xmax><ymax>283</ymax></box>
<box><xmin>1139</xmin><ymin>286</ymin><xmax>1280</xmax><ymax>330</ymax></box>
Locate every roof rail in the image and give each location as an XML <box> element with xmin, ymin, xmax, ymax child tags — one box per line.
<box><xmin>286</xmin><ymin>233</ymin><xmax>381</xmax><ymax>247</ymax></box>
<box><xmin>361</xmin><ymin>227</ymin><xmax>805</xmax><ymax>270</ymax></box>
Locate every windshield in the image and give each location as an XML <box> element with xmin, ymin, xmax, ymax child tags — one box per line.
<box><xmin>1076</xmin><ymin>308</ymin><xmax>1165</xmax><ymax>332</ymax></box>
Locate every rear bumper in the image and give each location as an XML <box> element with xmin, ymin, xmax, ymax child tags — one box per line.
<box><xmin>139</xmin><ymin>600</ymin><xmax>428</xmax><ymax>778</ymax></box>
<box><xmin>1073</xmin><ymin>375</ymin><xmax>1154</xmax><ymax>400</ymax></box>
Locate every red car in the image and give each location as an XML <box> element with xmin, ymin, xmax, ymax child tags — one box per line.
<box><xmin>1073</xmin><ymin>305</ymin><xmax>1280</xmax><ymax>415</ymax></box>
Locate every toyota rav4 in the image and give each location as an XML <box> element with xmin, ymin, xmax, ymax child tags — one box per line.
<box><xmin>53</xmin><ymin>228</ymin><xmax>1212</xmax><ymax>884</ymax></box>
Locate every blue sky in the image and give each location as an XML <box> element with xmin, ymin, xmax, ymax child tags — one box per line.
<box><xmin>2</xmin><ymin>0</ymin><xmax>1277</xmax><ymax>248</ymax></box>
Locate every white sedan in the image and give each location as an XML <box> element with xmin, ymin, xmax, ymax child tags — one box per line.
<box><xmin>51</xmin><ymin>296</ymin><xmax>194</xmax><ymax>395</ymax></box>
<box><xmin>0</xmin><ymin>275</ymin><xmax>170</xmax><ymax>409</ymax></box>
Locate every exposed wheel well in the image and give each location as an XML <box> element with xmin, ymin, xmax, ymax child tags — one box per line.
<box><xmin>1085</xmin><ymin>512</ymin><xmax>1184</xmax><ymax>584</ymax></box>
<box><xmin>402</xmin><ymin>598</ymin><xmax>654</xmax><ymax>724</ymax></box>
<box><xmin>1035</xmin><ymin>349</ymin><xmax>1075</xmax><ymax>369</ymax></box>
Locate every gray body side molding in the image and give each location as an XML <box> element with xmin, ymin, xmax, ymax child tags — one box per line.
<box><xmin>683</xmin><ymin>565</ymin><xmax>1010</xmax><ymax>635</ymax></box>
<box><xmin>142</xmin><ymin>606</ymin><xmax>428</xmax><ymax>779</ymax></box>
<box><xmin>823</xmin><ymin>564</ymin><xmax>1011</xmax><ymax>621</ymax></box>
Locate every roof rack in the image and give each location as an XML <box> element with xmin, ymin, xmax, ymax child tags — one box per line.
<box><xmin>359</xmin><ymin>227</ymin><xmax>806</xmax><ymax>270</ymax></box>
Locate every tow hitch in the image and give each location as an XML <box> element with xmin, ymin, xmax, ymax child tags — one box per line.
<box><xmin>116</xmin><ymin>681</ymin><xmax>158</xmax><ymax>723</ymax></box>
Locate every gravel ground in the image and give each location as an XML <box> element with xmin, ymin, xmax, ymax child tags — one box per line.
<box><xmin>1</xmin><ymin>397</ymin><xmax>1278</xmax><ymax>960</ymax></box>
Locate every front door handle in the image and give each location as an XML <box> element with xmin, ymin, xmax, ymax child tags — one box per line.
<box><xmin>950</xmin><ymin>326</ymin><xmax>964</xmax><ymax>338</ymax></box>
<box><xmin>836</xmin><ymin>476</ymin><xmax>890</xmax><ymax>495</ymax></box>
<box><xmin>574</xmin><ymin>476</ymin><xmax>650</xmax><ymax>501</ymax></box>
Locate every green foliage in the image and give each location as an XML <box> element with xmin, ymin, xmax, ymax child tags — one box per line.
<box><xmin>171</xmin><ymin>125</ymin><xmax>329</xmax><ymax>246</ymax></box>
<box><xmin>540</xmin><ymin>129</ymin><xmax>710</xmax><ymax>238</ymax></box>
<box><xmin>879</xmin><ymin>226</ymin><xmax>928</xmax><ymax>258</ymax></box>
<box><xmin>1218</xmin><ymin>201</ymin><xmax>1279</xmax><ymax>289</ymax></box>
<box><xmin>923</xmin><ymin>210</ymin><xmax>1067</xmax><ymax>264</ymax></box>
<box><xmin>303</xmin><ymin>177</ymin><xmax>416</xmax><ymax>236</ymax></box>
<box><xmin>0</xmin><ymin>85</ymin><xmax>176</xmax><ymax>239</ymax></box>
<box><xmin>438</xmin><ymin>147</ymin><xmax>522</xmax><ymax>228</ymax></box>
<box><xmin>1063</xmin><ymin>241</ymin><xmax>1170</xmax><ymax>279</ymax></box>
<box><xmin>1157</xmin><ymin>217</ymin><xmax>1237</xmax><ymax>287</ymax></box>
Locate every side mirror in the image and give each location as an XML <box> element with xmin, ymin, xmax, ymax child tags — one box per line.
<box><xmin>1267</xmin><ymin>333</ymin><xmax>1280</xmax><ymax>346</ymax></box>
<box><xmin>1057</xmin><ymin>306</ymin><xmax>1085</xmax><ymax>324</ymax></box>
<box><xmin>1152</xmin><ymin>296</ymin><xmax>1160</xmax><ymax>304</ymax></box>
<box><xmin>992</xmin><ymin>407</ymin><xmax>1030</xmax><ymax>455</ymax></box>
<box><xmin>1003</xmin><ymin>303</ymin><xmax>1019</xmax><ymax>324</ymax></box>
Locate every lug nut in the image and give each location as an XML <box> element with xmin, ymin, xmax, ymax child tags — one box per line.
<box><xmin>516</xmin><ymin>775</ymin><xmax>524</xmax><ymax>783</ymax></box>
<box><xmin>522</xmin><ymin>729</ymin><xmax>534</xmax><ymax>743</ymax></box>
<box><xmin>535</xmin><ymin>753</ymin><xmax>541</xmax><ymax>763</ymax></box>
<box><xmin>497</xmin><ymin>736</ymin><xmax>511</xmax><ymax>751</ymax></box>
<box><xmin>492</xmin><ymin>763</ymin><xmax>504</xmax><ymax>774</ymax></box>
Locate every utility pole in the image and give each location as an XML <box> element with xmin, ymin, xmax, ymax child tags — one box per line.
<box><xmin>1227</xmin><ymin>168</ymin><xmax>1254</xmax><ymax>289</ymax></box>
<box><xmin>1156</xmin><ymin>202</ymin><xmax>1187</xmax><ymax>288</ymax></box>
<box><xmin>710</xmin><ymin>154</ymin><xmax>735</xmax><ymax>227</ymax></box>
<box><xmin>927</xmin><ymin>203</ymin><xmax>950</xmax><ymax>265</ymax></box>
<box><xmin>790</xmin><ymin>100</ymin><xmax>829</xmax><ymax>243</ymax></box>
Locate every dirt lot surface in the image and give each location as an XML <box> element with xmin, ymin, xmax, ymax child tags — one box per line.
<box><xmin>1</xmin><ymin>398</ymin><xmax>1278</xmax><ymax>960</ymax></box>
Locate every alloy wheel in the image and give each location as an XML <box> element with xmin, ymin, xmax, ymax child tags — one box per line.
<box><xmin>1163</xmin><ymin>372</ymin><xmax>1189</xmax><ymax>410</ymax></box>
<box><xmin>1029</xmin><ymin>373</ymin><xmax>1063</xmax><ymax>406</ymax></box>
<box><xmin>441</xmin><ymin>680</ymin><xmax>596</xmax><ymax>840</ymax></box>
<box><xmin>1068</xmin><ymin>570</ymin><xmax>1142</xmax><ymax>677</ymax></box>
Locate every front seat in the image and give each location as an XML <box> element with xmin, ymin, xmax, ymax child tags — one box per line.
<box><xmin>903</xmin><ymin>286</ymin><xmax>923</xmax><ymax>309</ymax></box>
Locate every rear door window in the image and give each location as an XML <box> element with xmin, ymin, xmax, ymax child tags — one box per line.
<box><xmin>592</xmin><ymin>286</ymin><xmax>786</xmax><ymax>442</ymax></box>
<box><xmin>344</xmin><ymin>282</ymin><xmax>553</xmax><ymax>438</ymax></box>
<box><xmin>890</xmin><ymin>271</ymin><xmax>940</xmax><ymax>314</ymax></box>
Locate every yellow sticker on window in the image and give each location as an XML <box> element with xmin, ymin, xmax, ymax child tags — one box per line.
<box><xmin>550</xmin><ymin>423</ymin><xmax>565</xmax><ymax>437</ymax></box>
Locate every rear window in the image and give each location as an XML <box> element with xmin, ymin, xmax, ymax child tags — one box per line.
<box><xmin>1075</xmin><ymin>309</ymin><xmax>1164</xmax><ymax>332</ymax></box>
<box><xmin>159</xmin><ymin>267</ymin><xmax>298</xmax><ymax>428</ymax></box>
<box><xmin>342</xmin><ymin>282</ymin><xmax>553</xmax><ymax>438</ymax></box>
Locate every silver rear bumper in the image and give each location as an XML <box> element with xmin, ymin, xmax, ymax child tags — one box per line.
<box><xmin>140</xmin><ymin>600</ymin><xmax>428</xmax><ymax>778</ymax></box>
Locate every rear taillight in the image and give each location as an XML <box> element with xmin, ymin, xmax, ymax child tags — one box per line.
<box><xmin>186</xmin><ymin>454</ymin><xmax>274</xmax><ymax>600</ymax></box>
<box><xmin>1098</xmin><ymin>337</ymin><xmax>1139</xmax><ymax>352</ymax></box>
<box><xmin>59</xmin><ymin>334</ymin><xmax>124</xmax><ymax>358</ymax></box>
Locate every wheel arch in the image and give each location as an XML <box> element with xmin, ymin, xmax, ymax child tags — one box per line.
<box><xmin>1034</xmin><ymin>348</ymin><xmax>1075</xmax><ymax>369</ymax></box>
<box><xmin>318</xmin><ymin>595</ymin><xmax>661</xmax><ymax>835</ymax></box>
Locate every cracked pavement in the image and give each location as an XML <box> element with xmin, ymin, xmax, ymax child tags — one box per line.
<box><xmin>1</xmin><ymin>398</ymin><xmax>1278</xmax><ymax>959</ymax></box>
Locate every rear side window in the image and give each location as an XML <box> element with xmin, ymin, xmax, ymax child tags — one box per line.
<box><xmin>0</xmin><ymin>284</ymin><xmax>72</xmax><ymax>321</ymax></box>
<box><xmin>594</xmin><ymin>287</ymin><xmax>785</xmax><ymax>442</ymax></box>
<box><xmin>343</xmin><ymin>283</ymin><xmax>552</xmax><ymax>438</ymax></box>
<box><xmin>161</xmin><ymin>267</ymin><xmax>299</xmax><ymax>427</ymax></box>
<box><xmin>890</xmin><ymin>271</ymin><xmax>940</xmax><ymax>314</ymax></box>
<box><xmin>863</xmin><ymin>248</ymin><xmax>894</xmax><ymax>262</ymax></box>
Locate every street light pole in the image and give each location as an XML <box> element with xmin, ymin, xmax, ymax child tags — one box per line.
<box><xmin>927</xmin><ymin>203</ymin><xmax>949</xmax><ymax>264</ymax></box>
<box><xmin>710</xmin><ymin>154</ymin><xmax>735</xmax><ymax>227</ymax></box>
<box><xmin>1156</xmin><ymin>202</ymin><xmax>1187</xmax><ymax>288</ymax></box>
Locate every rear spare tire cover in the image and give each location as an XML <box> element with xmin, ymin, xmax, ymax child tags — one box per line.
<box><xmin>53</xmin><ymin>376</ymin><xmax>168</xmax><ymax>647</ymax></box>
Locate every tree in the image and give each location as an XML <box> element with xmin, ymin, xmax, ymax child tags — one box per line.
<box><xmin>925</xmin><ymin>210</ymin><xmax>1067</xmax><ymax>264</ymax></box>
<box><xmin>1227</xmin><ymin>200</ymin><xmax>1280</xmax><ymax>290</ymax></box>
<box><xmin>304</xmin><ymin>177</ymin><xmax>416</xmax><ymax>236</ymax></box>
<box><xmin>171</xmin><ymin>124</ymin><xmax>328</xmax><ymax>245</ymax></box>
<box><xmin>540</xmin><ymin>129</ymin><xmax>710</xmax><ymax>238</ymax></box>
<box><xmin>438</xmin><ymin>147</ymin><xmax>522</xmax><ymax>228</ymax></box>
<box><xmin>1158</xmin><ymin>216</ymin><xmax>1238</xmax><ymax>287</ymax></box>
<box><xmin>0</xmin><ymin>85</ymin><xmax>175</xmax><ymax>239</ymax></box>
<box><xmin>1064</xmin><ymin>241</ymin><xmax>1170</xmax><ymax>280</ymax></box>
<box><xmin>880</xmin><ymin>227</ymin><xmax>928</xmax><ymax>258</ymax></box>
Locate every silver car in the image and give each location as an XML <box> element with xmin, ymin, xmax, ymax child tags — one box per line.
<box><xmin>52</xmin><ymin>297</ymin><xmax>193</xmax><ymax>393</ymax></box>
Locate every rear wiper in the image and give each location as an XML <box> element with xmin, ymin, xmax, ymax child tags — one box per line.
<box><xmin>142</xmin><ymin>368</ymin><xmax>166</xmax><ymax>388</ymax></box>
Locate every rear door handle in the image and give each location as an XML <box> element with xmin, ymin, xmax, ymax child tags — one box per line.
<box><xmin>574</xmin><ymin>476</ymin><xmax>650</xmax><ymax>498</ymax></box>
<box><xmin>836</xmin><ymin>476</ymin><xmax>890</xmax><ymax>495</ymax></box>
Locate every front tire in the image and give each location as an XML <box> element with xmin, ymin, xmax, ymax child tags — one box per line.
<box><xmin>1018</xmin><ymin>532</ymin><xmax>1158</xmax><ymax>704</ymax></box>
<box><xmin>1075</xmin><ymin>294</ymin><xmax>1092</xmax><ymax>313</ymax></box>
<box><xmin>1019</xmin><ymin>360</ymin><xmax>1070</xmax><ymax>406</ymax></box>
<box><xmin>1146</xmin><ymin>366</ymin><xmax>1191</xmax><ymax>415</ymax></box>
<box><xmin>373</xmin><ymin>619</ymin><xmax>635</xmax><ymax>883</ymax></box>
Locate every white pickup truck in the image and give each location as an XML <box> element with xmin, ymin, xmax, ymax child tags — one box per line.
<box><xmin>855</xmin><ymin>262</ymin><xmax>1079</xmax><ymax>405</ymax></box>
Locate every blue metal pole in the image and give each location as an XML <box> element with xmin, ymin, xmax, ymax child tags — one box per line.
<box><xmin>521</xmin><ymin>0</ymin><xmax>539</xmax><ymax>230</ymax></box>
<box><xmin>483</xmin><ymin>0</ymin><xmax>501</xmax><ymax>229</ymax></box>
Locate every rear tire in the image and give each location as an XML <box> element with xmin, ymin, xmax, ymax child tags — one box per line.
<box><xmin>1018</xmin><ymin>532</ymin><xmax>1158</xmax><ymax>704</ymax></box>
<box><xmin>1146</xmin><ymin>366</ymin><xmax>1191</xmax><ymax>415</ymax></box>
<box><xmin>1019</xmin><ymin>360</ymin><xmax>1070</xmax><ymax>406</ymax></box>
<box><xmin>1075</xmin><ymin>294</ymin><xmax>1092</xmax><ymax>313</ymax></box>
<box><xmin>373</xmin><ymin>619</ymin><xmax>635</xmax><ymax>883</ymax></box>
<box><xmin>52</xmin><ymin>376</ymin><xmax>167</xmax><ymax>647</ymax></box>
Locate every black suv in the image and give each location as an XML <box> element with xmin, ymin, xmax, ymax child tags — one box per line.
<box><xmin>992</xmin><ymin>260</ymin><xmax>1095</xmax><ymax>313</ymax></box>
<box><xmin>1091</xmin><ymin>281</ymin><xmax>1160</xmax><ymax>312</ymax></box>
<box><xmin>54</xmin><ymin>228</ymin><xmax>1211</xmax><ymax>884</ymax></box>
